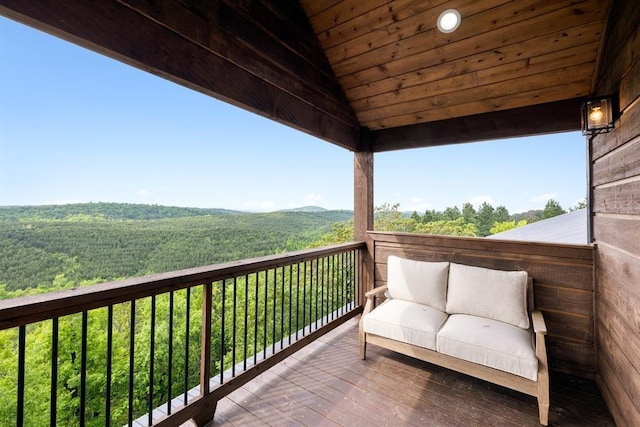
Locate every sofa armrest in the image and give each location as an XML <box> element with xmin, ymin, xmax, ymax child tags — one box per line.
<box><xmin>365</xmin><ymin>285</ymin><xmax>388</xmax><ymax>299</ymax></box>
<box><xmin>532</xmin><ymin>309</ymin><xmax>549</xmax><ymax>375</ymax></box>
<box><xmin>363</xmin><ymin>285</ymin><xmax>388</xmax><ymax>316</ymax></box>
<box><xmin>531</xmin><ymin>310</ymin><xmax>547</xmax><ymax>335</ymax></box>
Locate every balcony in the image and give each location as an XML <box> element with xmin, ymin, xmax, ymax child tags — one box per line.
<box><xmin>0</xmin><ymin>235</ymin><xmax>614</xmax><ymax>426</ymax></box>
<box><xmin>211</xmin><ymin>317</ymin><xmax>613</xmax><ymax>426</ymax></box>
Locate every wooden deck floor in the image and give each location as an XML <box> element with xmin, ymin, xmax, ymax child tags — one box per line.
<box><xmin>207</xmin><ymin>318</ymin><xmax>613</xmax><ymax>426</ymax></box>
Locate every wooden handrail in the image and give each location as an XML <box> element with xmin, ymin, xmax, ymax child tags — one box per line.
<box><xmin>0</xmin><ymin>241</ymin><xmax>365</xmax><ymax>330</ymax></box>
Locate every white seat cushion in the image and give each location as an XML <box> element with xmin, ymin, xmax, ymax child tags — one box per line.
<box><xmin>363</xmin><ymin>299</ymin><xmax>448</xmax><ymax>351</ymax></box>
<box><xmin>446</xmin><ymin>263</ymin><xmax>530</xmax><ymax>329</ymax></box>
<box><xmin>436</xmin><ymin>314</ymin><xmax>538</xmax><ymax>381</ymax></box>
<box><xmin>387</xmin><ymin>255</ymin><xmax>449</xmax><ymax>311</ymax></box>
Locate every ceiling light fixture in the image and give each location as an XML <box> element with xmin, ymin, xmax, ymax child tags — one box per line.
<box><xmin>437</xmin><ymin>9</ymin><xmax>461</xmax><ymax>33</ymax></box>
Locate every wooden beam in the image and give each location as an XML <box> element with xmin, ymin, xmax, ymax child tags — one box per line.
<box><xmin>0</xmin><ymin>0</ymin><xmax>360</xmax><ymax>150</ymax></box>
<box><xmin>369</xmin><ymin>98</ymin><xmax>583</xmax><ymax>152</ymax></box>
<box><xmin>354</xmin><ymin>142</ymin><xmax>374</xmax><ymax>306</ymax></box>
<box><xmin>354</xmin><ymin>143</ymin><xmax>373</xmax><ymax>240</ymax></box>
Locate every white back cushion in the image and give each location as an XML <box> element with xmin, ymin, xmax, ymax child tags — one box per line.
<box><xmin>386</xmin><ymin>255</ymin><xmax>449</xmax><ymax>311</ymax></box>
<box><xmin>446</xmin><ymin>263</ymin><xmax>529</xmax><ymax>329</ymax></box>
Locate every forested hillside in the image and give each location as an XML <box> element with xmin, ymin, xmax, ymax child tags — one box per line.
<box><xmin>0</xmin><ymin>202</ymin><xmax>240</xmax><ymax>221</ymax></box>
<box><xmin>0</xmin><ymin>204</ymin><xmax>352</xmax><ymax>292</ymax></box>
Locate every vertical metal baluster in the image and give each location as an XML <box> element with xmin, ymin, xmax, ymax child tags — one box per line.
<box><xmin>288</xmin><ymin>266</ymin><xmax>293</xmax><ymax>345</ymax></box>
<box><xmin>308</xmin><ymin>261</ymin><xmax>313</xmax><ymax>333</ymax></box>
<box><xmin>357</xmin><ymin>250</ymin><xmax>361</xmax><ymax>307</ymax></box>
<box><xmin>328</xmin><ymin>255</ymin><xmax>333</xmax><ymax>320</ymax></box>
<box><xmin>353</xmin><ymin>249</ymin><xmax>357</xmax><ymax>308</ymax></box>
<box><xmin>184</xmin><ymin>287</ymin><xmax>190</xmax><ymax>406</ymax></box>
<box><xmin>243</xmin><ymin>274</ymin><xmax>248</xmax><ymax>371</ymax></box>
<box><xmin>280</xmin><ymin>266</ymin><xmax>285</xmax><ymax>350</ymax></box>
<box><xmin>106</xmin><ymin>306</ymin><xmax>113</xmax><ymax>427</ymax></box>
<box><xmin>220</xmin><ymin>280</ymin><xmax>226</xmax><ymax>384</ymax></box>
<box><xmin>295</xmin><ymin>263</ymin><xmax>300</xmax><ymax>340</ymax></box>
<box><xmin>50</xmin><ymin>318</ymin><xmax>58</xmax><ymax>427</ymax></box>
<box><xmin>232</xmin><ymin>277</ymin><xmax>237</xmax><ymax>377</ymax></box>
<box><xmin>328</xmin><ymin>255</ymin><xmax>332</xmax><ymax>320</ymax></box>
<box><xmin>80</xmin><ymin>312</ymin><xmax>88</xmax><ymax>426</ymax></box>
<box><xmin>253</xmin><ymin>273</ymin><xmax>258</xmax><ymax>365</ymax></box>
<box><xmin>349</xmin><ymin>250</ymin><xmax>354</xmax><ymax>309</ymax></box>
<box><xmin>17</xmin><ymin>325</ymin><xmax>25</xmax><ymax>427</ymax></box>
<box><xmin>272</xmin><ymin>268</ymin><xmax>277</xmax><ymax>354</ymax></box>
<box><xmin>149</xmin><ymin>295</ymin><xmax>156</xmax><ymax>425</ymax></box>
<box><xmin>331</xmin><ymin>254</ymin><xmax>340</xmax><ymax>320</ymax></box>
<box><xmin>263</xmin><ymin>272</ymin><xmax>268</xmax><ymax>358</ymax></box>
<box><xmin>337</xmin><ymin>254</ymin><xmax>341</xmax><ymax>315</ymax></box>
<box><xmin>128</xmin><ymin>300</ymin><xmax>136</xmax><ymax>427</ymax></box>
<box><xmin>168</xmin><ymin>291</ymin><xmax>174</xmax><ymax>415</ymax></box>
<box><xmin>314</xmin><ymin>258</ymin><xmax>319</xmax><ymax>329</ymax></box>
<box><xmin>302</xmin><ymin>261</ymin><xmax>307</xmax><ymax>336</ymax></box>
<box><xmin>336</xmin><ymin>253</ymin><xmax>341</xmax><ymax>316</ymax></box>
<box><xmin>321</xmin><ymin>257</ymin><xmax>326</xmax><ymax>326</ymax></box>
<box><xmin>200</xmin><ymin>283</ymin><xmax>212</xmax><ymax>397</ymax></box>
<box><xmin>338</xmin><ymin>252</ymin><xmax>347</xmax><ymax>314</ymax></box>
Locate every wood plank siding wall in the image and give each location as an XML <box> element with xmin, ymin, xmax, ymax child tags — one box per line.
<box><xmin>368</xmin><ymin>232</ymin><xmax>596</xmax><ymax>378</ymax></box>
<box><xmin>591</xmin><ymin>1</ymin><xmax>640</xmax><ymax>425</ymax></box>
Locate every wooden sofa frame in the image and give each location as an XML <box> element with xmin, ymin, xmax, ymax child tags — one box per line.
<box><xmin>359</xmin><ymin>280</ymin><xmax>550</xmax><ymax>426</ymax></box>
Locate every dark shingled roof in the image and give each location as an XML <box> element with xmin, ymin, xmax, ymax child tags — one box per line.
<box><xmin>487</xmin><ymin>209</ymin><xmax>588</xmax><ymax>245</ymax></box>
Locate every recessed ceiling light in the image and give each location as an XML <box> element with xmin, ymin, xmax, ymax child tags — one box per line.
<box><xmin>437</xmin><ymin>9</ymin><xmax>461</xmax><ymax>33</ymax></box>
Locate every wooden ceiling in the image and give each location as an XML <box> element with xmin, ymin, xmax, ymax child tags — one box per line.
<box><xmin>0</xmin><ymin>0</ymin><xmax>612</xmax><ymax>152</ymax></box>
<box><xmin>300</xmin><ymin>0</ymin><xmax>609</xmax><ymax>131</ymax></box>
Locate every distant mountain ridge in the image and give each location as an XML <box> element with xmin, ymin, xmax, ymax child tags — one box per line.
<box><xmin>0</xmin><ymin>202</ymin><xmax>242</xmax><ymax>221</ymax></box>
<box><xmin>0</xmin><ymin>203</ymin><xmax>353</xmax><ymax>221</ymax></box>
<box><xmin>278</xmin><ymin>206</ymin><xmax>328</xmax><ymax>213</ymax></box>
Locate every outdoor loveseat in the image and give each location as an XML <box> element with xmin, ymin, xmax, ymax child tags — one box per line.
<box><xmin>359</xmin><ymin>256</ymin><xmax>550</xmax><ymax>425</ymax></box>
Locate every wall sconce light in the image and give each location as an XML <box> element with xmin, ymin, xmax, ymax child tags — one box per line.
<box><xmin>581</xmin><ymin>97</ymin><xmax>614</xmax><ymax>136</ymax></box>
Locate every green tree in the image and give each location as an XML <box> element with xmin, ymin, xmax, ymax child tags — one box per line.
<box><xmin>443</xmin><ymin>206</ymin><xmax>461</xmax><ymax>220</ymax></box>
<box><xmin>490</xmin><ymin>220</ymin><xmax>528</xmax><ymax>235</ymax></box>
<box><xmin>422</xmin><ymin>209</ymin><xmax>443</xmax><ymax>223</ymax></box>
<box><xmin>462</xmin><ymin>203</ymin><xmax>477</xmax><ymax>225</ymax></box>
<box><xmin>307</xmin><ymin>219</ymin><xmax>354</xmax><ymax>247</ymax></box>
<box><xmin>416</xmin><ymin>217</ymin><xmax>477</xmax><ymax>236</ymax></box>
<box><xmin>569</xmin><ymin>199</ymin><xmax>587</xmax><ymax>211</ymax></box>
<box><xmin>494</xmin><ymin>206</ymin><xmax>510</xmax><ymax>223</ymax></box>
<box><xmin>476</xmin><ymin>202</ymin><xmax>495</xmax><ymax>237</ymax></box>
<box><xmin>542</xmin><ymin>199</ymin><xmax>566</xmax><ymax>219</ymax></box>
<box><xmin>374</xmin><ymin>203</ymin><xmax>415</xmax><ymax>232</ymax></box>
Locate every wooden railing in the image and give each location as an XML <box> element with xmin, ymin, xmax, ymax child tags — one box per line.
<box><xmin>0</xmin><ymin>242</ymin><xmax>366</xmax><ymax>427</ymax></box>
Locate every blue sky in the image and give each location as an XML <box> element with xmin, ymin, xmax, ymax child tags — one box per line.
<box><xmin>1</xmin><ymin>17</ymin><xmax>586</xmax><ymax>214</ymax></box>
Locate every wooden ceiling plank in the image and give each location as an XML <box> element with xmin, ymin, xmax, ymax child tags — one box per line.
<box><xmin>324</xmin><ymin>0</ymin><xmax>496</xmax><ymax>64</ymax></box>
<box><xmin>298</xmin><ymin>0</ymin><xmax>344</xmax><ymax>18</ymax></box>
<box><xmin>343</xmin><ymin>20</ymin><xmax>603</xmax><ymax>97</ymax></box>
<box><xmin>305</xmin><ymin>0</ymin><xmax>391</xmax><ymax>34</ymax></box>
<box><xmin>314</xmin><ymin>0</ymin><xmax>450</xmax><ymax>50</ymax></box>
<box><xmin>369</xmin><ymin>98</ymin><xmax>584</xmax><ymax>152</ymax></box>
<box><xmin>213</xmin><ymin>1</ymin><xmax>357</xmax><ymax>120</ymax></box>
<box><xmin>357</xmin><ymin>62</ymin><xmax>594</xmax><ymax>123</ymax></box>
<box><xmin>232</xmin><ymin>0</ymin><xmax>337</xmax><ymax>81</ymax></box>
<box><xmin>331</xmin><ymin>0</ymin><xmax>604</xmax><ymax>78</ymax></box>
<box><xmin>351</xmin><ymin>42</ymin><xmax>599</xmax><ymax>112</ymax></box>
<box><xmin>115</xmin><ymin>0</ymin><xmax>358</xmax><ymax>128</ymax></box>
<box><xmin>364</xmin><ymin>80</ymin><xmax>591</xmax><ymax>129</ymax></box>
<box><xmin>0</xmin><ymin>0</ymin><xmax>360</xmax><ymax>149</ymax></box>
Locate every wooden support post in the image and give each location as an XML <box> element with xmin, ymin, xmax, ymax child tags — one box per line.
<box><xmin>354</xmin><ymin>141</ymin><xmax>374</xmax><ymax>307</ymax></box>
<box><xmin>193</xmin><ymin>281</ymin><xmax>216</xmax><ymax>425</ymax></box>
